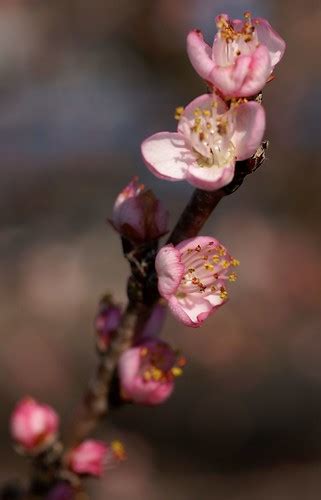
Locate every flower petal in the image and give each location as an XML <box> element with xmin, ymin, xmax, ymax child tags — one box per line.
<box><xmin>254</xmin><ymin>18</ymin><xmax>286</xmax><ymax>67</ymax></box>
<box><xmin>210</xmin><ymin>54</ymin><xmax>252</xmax><ymax>96</ymax></box>
<box><xmin>239</xmin><ymin>45</ymin><xmax>272</xmax><ymax>96</ymax></box>
<box><xmin>156</xmin><ymin>245</ymin><xmax>184</xmax><ymax>299</ymax></box>
<box><xmin>186</xmin><ymin>161</ymin><xmax>235</xmax><ymax>191</ymax></box>
<box><xmin>169</xmin><ymin>294</ymin><xmax>215</xmax><ymax>327</ymax></box>
<box><xmin>186</xmin><ymin>29</ymin><xmax>215</xmax><ymax>80</ymax></box>
<box><xmin>141</xmin><ymin>132</ymin><xmax>195</xmax><ymax>181</ymax></box>
<box><xmin>231</xmin><ymin>101</ymin><xmax>265</xmax><ymax>161</ymax></box>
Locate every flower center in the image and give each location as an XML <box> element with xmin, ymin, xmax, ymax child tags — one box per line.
<box><xmin>139</xmin><ymin>342</ymin><xmax>186</xmax><ymax>383</ymax></box>
<box><xmin>180</xmin><ymin>105</ymin><xmax>236</xmax><ymax>168</ymax></box>
<box><xmin>177</xmin><ymin>241</ymin><xmax>240</xmax><ymax>300</ymax></box>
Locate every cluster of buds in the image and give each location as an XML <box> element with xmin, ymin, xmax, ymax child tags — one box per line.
<box><xmin>10</xmin><ymin>398</ymin><xmax>125</xmax><ymax>480</ymax></box>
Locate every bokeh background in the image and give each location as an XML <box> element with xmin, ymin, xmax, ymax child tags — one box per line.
<box><xmin>0</xmin><ymin>0</ymin><xmax>320</xmax><ymax>498</ymax></box>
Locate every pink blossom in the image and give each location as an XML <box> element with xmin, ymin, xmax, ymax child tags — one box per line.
<box><xmin>69</xmin><ymin>440</ymin><xmax>108</xmax><ymax>477</ymax></box>
<box><xmin>95</xmin><ymin>295</ymin><xmax>122</xmax><ymax>351</ymax></box>
<box><xmin>187</xmin><ymin>12</ymin><xmax>285</xmax><ymax>97</ymax></box>
<box><xmin>10</xmin><ymin>397</ymin><xmax>59</xmax><ymax>452</ymax></box>
<box><xmin>110</xmin><ymin>177</ymin><xmax>169</xmax><ymax>243</ymax></box>
<box><xmin>155</xmin><ymin>236</ymin><xmax>239</xmax><ymax>327</ymax></box>
<box><xmin>141</xmin><ymin>93</ymin><xmax>265</xmax><ymax>191</ymax></box>
<box><xmin>118</xmin><ymin>338</ymin><xmax>186</xmax><ymax>405</ymax></box>
<box><xmin>68</xmin><ymin>439</ymin><xmax>126</xmax><ymax>477</ymax></box>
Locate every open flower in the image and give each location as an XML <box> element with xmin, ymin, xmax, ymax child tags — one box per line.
<box><xmin>141</xmin><ymin>93</ymin><xmax>265</xmax><ymax>191</ymax></box>
<box><xmin>110</xmin><ymin>177</ymin><xmax>169</xmax><ymax>243</ymax></box>
<box><xmin>156</xmin><ymin>236</ymin><xmax>239</xmax><ymax>327</ymax></box>
<box><xmin>187</xmin><ymin>12</ymin><xmax>285</xmax><ymax>97</ymax></box>
<box><xmin>10</xmin><ymin>397</ymin><xmax>59</xmax><ymax>453</ymax></box>
<box><xmin>119</xmin><ymin>338</ymin><xmax>186</xmax><ymax>405</ymax></box>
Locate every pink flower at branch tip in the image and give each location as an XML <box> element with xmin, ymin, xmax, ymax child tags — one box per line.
<box><xmin>10</xmin><ymin>397</ymin><xmax>59</xmax><ymax>453</ymax></box>
<box><xmin>68</xmin><ymin>439</ymin><xmax>126</xmax><ymax>478</ymax></box>
<box><xmin>156</xmin><ymin>236</ymin><xmax>239</xmax><ymax>327</ymax></box>
<box><xmin>187</xmin><ymin>12</ymin><xmax>285</xmax><ymax>97</ymax></box>
<box><xmin>118</xmin><ymin>338</ymin><xmax>186</xmax><ymax>405</ymax></box>
<box><xmin>110</xmin><ymin>177</ymin><xmax>169</xmax><ymax>243</ymax></box>
<box><xmin>141</xmin><ymin>93</ymin><xmax>265</xmax><ymax>191</ymax></box>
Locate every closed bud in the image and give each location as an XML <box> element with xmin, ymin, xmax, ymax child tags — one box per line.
<box><xmin>95</xmin><ymin>295</ymin><xmax>122</xmax><ymax>351</ymax></box>
<box><xmin>10</xmin><ymin>397</ymin><xmax>59</xmax><ymax>453</ymax></box>
<box><xmin>68</xmin><ymin>439</ymin><xmax>126</xmax><ymax>478</ymax></box>
<box><xmin>110</xmin><ymin>177</ymin><xmax>169</xmax><ymax>244</ymax></box>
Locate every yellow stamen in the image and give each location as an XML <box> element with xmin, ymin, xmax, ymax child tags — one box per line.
<box><xmin>111</xmin><ymin>441</ymin><xmax>126</xmax><ymax>461</ymax></box>
<box><xmin>171</xmin><ymin>367</ymin><xmax>183</xmax><ymax>377</ymax></box>
<box><xmin>175</xmin><ymin>106</ymin><xmax>184</xmax><ymax>120</ymax></box>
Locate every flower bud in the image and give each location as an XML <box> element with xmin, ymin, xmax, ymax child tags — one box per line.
<box><xmin>47</xmin><ymin>483</ymin><xmax>74</xmax><ymax>500</ymax></box>
<box><xmin>95</xmin><ymin>295</ymin><xmax>122</xmax><ymax>351</ymax></box>
<box><xmin>68</xmin><ymin>439</ymin><xmax>126</xmax><ymax>478</ymax></box>
<box><xmin>110</xmin><ymin>177</ymin><xmax>169</xmax><ymax>244</ymax></box>
<box><xmin>118</xmin><ymin>338</ymin><xmax>186</xmax><ymax>406</ymax></box>
<box><xmin>10</xmin><ymin>397</ymin><xmax>59</xmax><ymax>453</ymax></box>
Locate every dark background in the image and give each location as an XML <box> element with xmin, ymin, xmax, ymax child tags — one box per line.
<box><xmin>1</xmin><ymin>0</ymin><xmax>321</xmax><ymax>498</ymax></box>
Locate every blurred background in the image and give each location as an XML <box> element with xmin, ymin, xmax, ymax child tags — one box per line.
<box><xmin>0</xmin><ymin>0</ymin><xmax>320</xmax><ymax>498</ymax></box>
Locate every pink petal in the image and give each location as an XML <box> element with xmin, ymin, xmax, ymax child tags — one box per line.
<box><xmin>254</xmin><ymin>18</ymin><xmax>286</xmax><ymax>67</ymax></box>
<box><xmin>231</xmin><ymin>101</ymin><xmax>265</xmax><ymax>161</ymax></box>
<box><xmin>210</xmin><ymin>54</ymin><xmax>252</xmax><ymax>96</ymax></box>
<box><xmin>155</xmin><ymin>245</ymin><xmax>184</xmax><ymax>299</ymax></box>
<box><xmin>239</xmin><ymin>45</ymin><xmax>272</xmax><ymax>96</ymax></box>
<box><xmin>167</xmin><ymin>296</ymin><xmax>199</xmax><ymax>327</ymax></box>
<box><xmin>186</xmin><ymin>161</ymin><xmax>235</xmax><ymax>191</ymax></box>
<box><xmin>169</xmin><ymin>295</ymin><xmax>214</xmax><ymax>327</ymax></box>
<box><xmin>141</xmin><ymin>132</ymin><xmax>195</xmax><ymax>181</ymax></box>
<box><xmin>186</xmin><ymin>29</ymin><xmax>215</xmax><ymax>80</ymax></box>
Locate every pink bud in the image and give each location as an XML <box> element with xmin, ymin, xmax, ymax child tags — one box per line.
<box><xmin>95</xmin><ymin>296</ymin><xmax>122</xmax><ymax>351</ymax></box>
<box><xmin>110</xmin><ymin>177</ymin><xmax>169</xmax><ymax>243</ymax></box>
<box><xmin>10</xmin><ymin>397</ymin><xmax>59</xmax><ymax>452</ymax></box>
<box><xmin>156</xmin><ymin>236</ymin><xmax>239</xmax><ymax>327</ymax></box>
<box><xmin>68</xmin><ymin>440</ymin><xmax>125</xmax><ymax>478</ymax></box>
<box><xmin>118</xmin><ymin>338</ymin><xmax>186</xmax><ymax>406</ymax></box>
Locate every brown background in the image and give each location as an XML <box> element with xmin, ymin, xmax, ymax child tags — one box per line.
<box><xmin>0</xmin><ymin>0</ymin><xmax>321</xmax><ymax>498</ymax></box>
